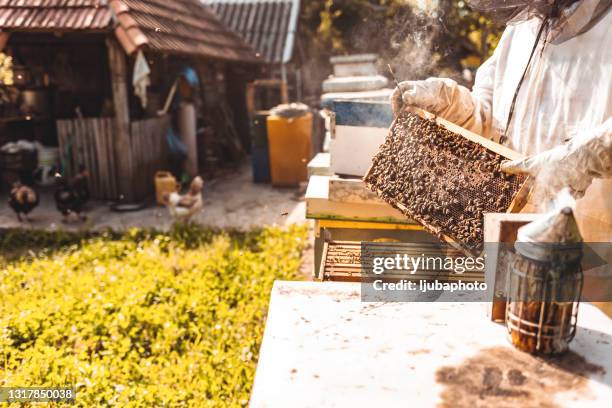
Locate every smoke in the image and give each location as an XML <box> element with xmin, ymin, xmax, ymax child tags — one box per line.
<box><xmin>406</xmin><ymin>0</ymin><xmax>442</xmax><ymax>17</ymax></box>
<box><xmin>529</xmin><ymin>160</ymin><xmax>582</xmax><ymax>214</ymax></box>
<box><xmin>386</xmin><ymin>1</ymin><xmax>446</xmax><ymax>82</ymax></box>
<box><xmin>548</xmin><ymin>187</ymin><xmax>577</xmax><ymax>213</ymax></box>
<box><xmin>329</xmin><ymin>0</ymin><xmax>447</xmax><ymax>82</ymax></box>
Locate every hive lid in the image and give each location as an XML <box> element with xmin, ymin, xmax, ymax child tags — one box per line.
<box><xmin>330</xmin><ymin>54</ymin><xmax>378</xmax><ymax>64</ymax></box>
<box><xmin>270</xmin><ymin>103</ymin><xmax>310</xmax><ymax>118</ymax></box>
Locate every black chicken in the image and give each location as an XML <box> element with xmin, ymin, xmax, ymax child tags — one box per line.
<box><xmin>55</xmin><ymin>167</ymin><xmax>90</xmax><ymax>222</ymax></box>
<box><xmin>8</xmin><ymin>182</ymin><xmax>39</xmax><ymax>222</ymax></box>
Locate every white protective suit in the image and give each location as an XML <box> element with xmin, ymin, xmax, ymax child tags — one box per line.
<box><xmin>392</xmin><ymin>2</ymin><xmax>611</xmax><ymax>241</ymax></box>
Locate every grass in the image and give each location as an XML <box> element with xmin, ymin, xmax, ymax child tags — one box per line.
<box><xmin>0</xmin><ymin>224</ymin><xmax>307</xmax><ymax>407</ymax></box>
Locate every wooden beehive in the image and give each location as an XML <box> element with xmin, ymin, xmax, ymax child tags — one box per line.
<box><xmin>318</xmin><ymin>240</ymin><xmax>485</xmax><ymax>283</ymax></box>
<box><xmin>364</xmin><ymin>109</ymin><xmax>531</xmax><ymax>256</ymax></box>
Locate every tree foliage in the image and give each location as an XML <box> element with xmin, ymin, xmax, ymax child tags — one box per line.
<box><xmin>300</xmin><ymin>0</ymin><xmax>503</xmax><ymax>81</ymax></box>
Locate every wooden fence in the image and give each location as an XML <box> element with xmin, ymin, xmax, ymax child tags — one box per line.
<box><xmin>57</xmin><ymin>116</ymin><xmax>170</xmax><ymax>200</ymax></box>
<box><xmin>57</xmin><ymin>117</ymin><xmax>118</xmax><ymax>200</ymax></box>
<box><xmin>130</xmin><ymin>116</ymin><xmax>170</xmax><ymax>200</ymax></box>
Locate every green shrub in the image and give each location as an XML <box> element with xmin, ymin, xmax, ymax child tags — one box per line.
<box><xmin>0</xmin><ymin>225</ymin><xmax>307</xmax><ymax>407</ymax></box>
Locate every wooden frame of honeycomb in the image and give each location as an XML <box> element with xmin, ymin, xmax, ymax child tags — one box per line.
<box><xmin>364</xmin><ymin>108</ymin><xmax>532</xmax><ymax>256</ymax></box>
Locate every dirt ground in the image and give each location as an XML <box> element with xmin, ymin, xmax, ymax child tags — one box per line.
<box><xmin>0</xmin><ymin>165</ymin><xmax>307</xmax><ymax>231</ymax></box>
<box><xmin>0</xmin><ymin>165</ymin><xmax>316</xmax><ymax>276</ymax></box>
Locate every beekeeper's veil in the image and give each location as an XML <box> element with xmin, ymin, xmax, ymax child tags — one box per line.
<box><xmin>467</xmin><ymin>0</ymin><xmax>611</xmax><ymax>43</ymax></box>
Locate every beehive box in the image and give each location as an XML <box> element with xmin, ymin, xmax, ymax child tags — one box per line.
<box><xmin>318</xmin><ymin>241</ymin><xmax>485</xmax><ymax>283</ymax></box>
<box><xmin>364</xmin><ymin>109</ymin><xmax>531</xmax><ymax>255</ymax></box>
<box><xmin>330</xmin><ymin>101</ymin><xmax>393</xmax><ymax>177</ymax></box>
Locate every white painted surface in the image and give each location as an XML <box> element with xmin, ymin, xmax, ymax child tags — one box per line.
<box><xmin>330</xmin><ymin>125</ymin><xmax>387</xmax><ymax>177</ymax></box>
<box><xmin>321</xmin><ymin>89</ymin><xmax>394</xmax><ymax>106</ymax></box>
<box><xmin>322</xmin><ymin>75</ymin><xmax>389</xmax><ymax>93</ymax></box>
<box><xmin>250</xmin><ymin>281</ymin><xmax>612</xmax><ymax>408</ymax></box>
<box><xmin>305</xmin><ymin>175</ymin><xmax>408</xmax><ymax>223</ymax></box>
<box><xmin>330</xmin><ymin>54</ymin><xmax>378</xmax><ymax>77</ymax></box>
<box><xmin>307</xmin><ymin>153</ymin><xmax>332</xmax><ymax>178</ymax></box>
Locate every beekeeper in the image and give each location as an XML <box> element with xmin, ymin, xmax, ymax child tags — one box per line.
<box><xmin>391</xmin><ymin>0</ymin><xmax>611</xmax><ymax>240</ymax></box>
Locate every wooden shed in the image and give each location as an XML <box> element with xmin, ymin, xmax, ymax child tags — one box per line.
<box><xmin>0</xmin><ymin>0</ymin><xmax>262</xmax><ymax>201</ymax></box>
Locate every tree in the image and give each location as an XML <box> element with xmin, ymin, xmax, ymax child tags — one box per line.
<box><xmin>299</xmin><ymin>0</ymin><xmax>503</xmax><ymax>84</ymax></box>
<box><xmin>301</xmin><ymin>0</ymin><xmax>410</xmax><ymax>55</ymax></box>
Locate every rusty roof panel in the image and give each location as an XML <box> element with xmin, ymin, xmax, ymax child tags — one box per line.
<box><xmin>114</xmin><ymin>0</ymin><xmax>261</xmax><ymax>62</ymax></box>
<box><xmin>0</xmin><ymin>0</ymin><xmax>261</xmax><ymax>62</ymax></box>
<box><xmin>0</xmin><ymin>0</ymin><xmax>112</xmax><ymax>30</ymax></box>
<box><xmin>205</xmin><ymin>0</ymin><xmax>299</xmax><ymax>64</ymax></box>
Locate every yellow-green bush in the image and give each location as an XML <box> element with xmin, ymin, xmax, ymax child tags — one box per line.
<box><xmin>0</xmin><ymin>225</ymin><xmax>307</xmax><ymax>407</ymax></box>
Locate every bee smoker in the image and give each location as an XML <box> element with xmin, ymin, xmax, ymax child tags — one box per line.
<box><xmin>506</xmin><ymin>207</ymin><xmax>584</xmax><ymax>355</ymax></box>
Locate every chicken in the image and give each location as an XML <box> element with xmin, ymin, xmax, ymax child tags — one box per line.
<box><xmin>8</xmin><ymin>182</ymin><xmax>39</xmax><ymax>222</ymax></box>
<box><xmin>163</xmin><ymin>176</ymin><xmax>204</xmax><ymax>222</ymax></box>
<box><xmin>54</xmin><ymin>166</ymin><xmax>90</xmax><ymax>222</ymax></box>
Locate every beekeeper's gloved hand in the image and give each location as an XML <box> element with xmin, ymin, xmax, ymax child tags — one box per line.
<box><xmin>389</xmin><ymin>77</ymin><xmax>491</xmax><ymax>137</ymax></box>
<box><xmin>502</xmin><ymin>120</ymin><xmax>612</xmax><ymax>198</ymax></box>
<box><xmin>391</xmin><ymin>79</ymin><xmax>448</xmax><ymax>117</ymax></box>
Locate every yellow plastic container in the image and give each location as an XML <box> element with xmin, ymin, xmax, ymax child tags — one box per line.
<box><xmin>267</xmin><ymin>111</ymin><xmax>313</xmax><ymax>186</ymax></box>
<box><xmin>155</xmin><ymin>171</ymin><xmax>179</xmax><ymax>205</ymax></box>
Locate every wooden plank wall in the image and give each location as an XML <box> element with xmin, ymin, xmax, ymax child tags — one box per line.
<box><xmin>130</xmin><ymin>115</ymin><xmax>170</xmax><ymax>200</ymax></box>
<box><xmin>57</xmin><ymin>117</ymin><xmax>118</xmax><ymax>200</ymax></box>
<box><xmin>57</xmin><ymin>115</ymin><xmax>170</xmax><ymax>201</ymax></box>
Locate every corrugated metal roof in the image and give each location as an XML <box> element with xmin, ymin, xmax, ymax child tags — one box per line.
<box><xmin>204</xmin><ymin>0</ymin><xmax>299</xmax><ymax>64</ymax></box>
<box><xmin>0</xmin><ymin>0</ymin><xmax>261</xmax><ymax>62</ymax></box>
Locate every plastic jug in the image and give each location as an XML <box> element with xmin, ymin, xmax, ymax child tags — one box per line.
<box><xmin>155</xmin><ymin>171</ymin><xmax>179</xmax><ymax>205</ymax></box>
<box><xmin>267</xmin><ymin>104</ymin><xmax>313</xmax><ymax>186</ymax></box>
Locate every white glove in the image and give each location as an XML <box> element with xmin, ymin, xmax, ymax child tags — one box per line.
<box><xmin>389</xmin><ymin>77</ymin><xmax>492</xmax><ymax>138</ymax></box>
<box><xmin>390</xmin><ymin>79</ymin><xmax>451</xmax><ymax>117</ymax></box>
<box><xmin>501</xmin><ymin>120</ymin><xmax>612</xmax><ymax>198</ymax></box>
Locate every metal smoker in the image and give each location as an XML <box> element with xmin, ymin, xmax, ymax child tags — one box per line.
<box><xmin>506</xmin><ymin>207</ymin><xmax>584</xmax><ymax>355</ymax></box>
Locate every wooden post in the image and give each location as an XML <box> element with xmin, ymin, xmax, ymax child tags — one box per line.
<box><xmin>106</xmin><ymin>38</ymin><xmax>134</xmax><ymax>201</ymax></box>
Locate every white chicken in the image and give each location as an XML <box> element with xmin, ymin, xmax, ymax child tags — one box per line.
<box><xmin>163</xmin><ymin>176</ymin><xmax>204</xmax><ymax>222</ymax></box>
